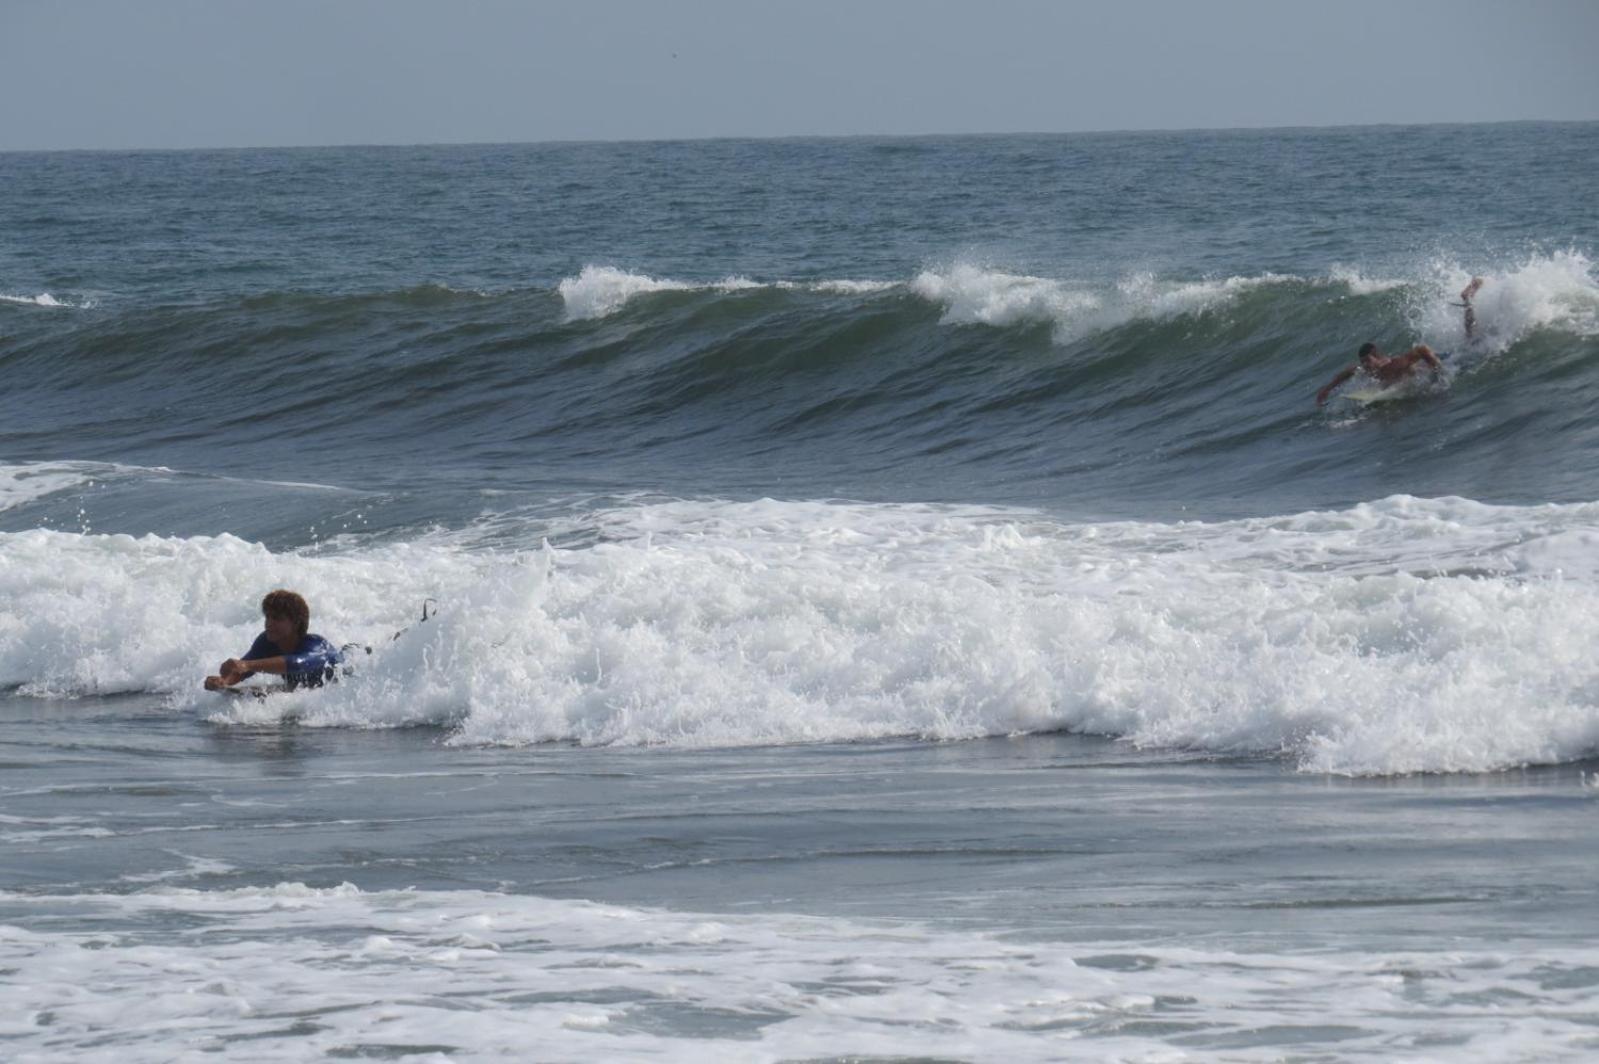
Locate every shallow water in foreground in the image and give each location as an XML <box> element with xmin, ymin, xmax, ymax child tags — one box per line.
<box><xmin>5</xmin><ymin>697</ymin><xmax>1599</xmax><ymax>1060</ymax></box>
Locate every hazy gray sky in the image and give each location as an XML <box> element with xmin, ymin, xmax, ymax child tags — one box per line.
<box><xmin>4</xmin><ymin>0</ymin><xmax>1597</xmax><ymax>150</ymax></box>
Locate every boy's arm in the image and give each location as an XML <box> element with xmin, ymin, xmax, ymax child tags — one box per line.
<box><xmin>224</xmin><ymin>655</ymin><xmax>289</xmax><ymax>678</ymax></box>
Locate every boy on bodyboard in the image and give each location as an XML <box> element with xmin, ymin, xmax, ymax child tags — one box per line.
<box><xmin>204</xmin><ymin>589</ymin><xmax>342</xmax><ymax>694</ymax></box>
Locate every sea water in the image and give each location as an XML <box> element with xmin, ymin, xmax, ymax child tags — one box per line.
<box><xmin>4</xmin><ymin>124</ymin><xmax>1599</xmax><ymax>1060</ymax></box>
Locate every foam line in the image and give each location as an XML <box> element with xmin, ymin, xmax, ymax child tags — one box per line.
<box><xmin>0</xmin><ymin>292</ymin><xmax>68</xmax><ymax>307</ymax></box>
<box><xmin>2</xmin><ymin>883</ymin><xmax>1596</xmax><ymax>1061</ymax></box>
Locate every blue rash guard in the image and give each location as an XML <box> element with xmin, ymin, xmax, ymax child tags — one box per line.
<box><xmin>242</xmin><ymin>632</ymin><xmax>342</xmax><ymax>690</ymax></box>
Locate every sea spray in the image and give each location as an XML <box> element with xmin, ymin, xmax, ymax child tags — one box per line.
<box><xmin>1413</xmin><ymin>249</ymin><xmax>1599</xmax><ymax>354</ymax></box>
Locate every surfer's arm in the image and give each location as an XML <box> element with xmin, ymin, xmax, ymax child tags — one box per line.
<box><xmin>1316</xmin><ymin>366</ymin><xmax>1356</xmax><ymax>406</ymax></box>
<box><xmin>1403</xmin><ymin>345</ymin><xmax>1442</xmax><ymax>371</ymax></box>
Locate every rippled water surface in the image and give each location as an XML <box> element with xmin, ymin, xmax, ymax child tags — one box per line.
<box><xmin>4</xmin><ymin>124</ymin><xmax>1599</xmax><ymax>1060</ymax></box>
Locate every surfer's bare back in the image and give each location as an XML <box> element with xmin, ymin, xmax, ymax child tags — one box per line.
<box><xmin>1316</xmin><ymin>343</ymin><xmax>1443</xmax><ymax>406</ymax></box>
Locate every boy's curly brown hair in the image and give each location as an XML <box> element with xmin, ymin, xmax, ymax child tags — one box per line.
<box><xmin>261</xmin><ymin>589</ymin><xmax>310</xmax><ymax>638</ymax></box>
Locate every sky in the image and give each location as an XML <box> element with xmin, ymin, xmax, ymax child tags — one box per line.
<box><xmin>3</xmin><ymin>0</ymin><xmax>1597</xmax><ymax>151</ymax></box>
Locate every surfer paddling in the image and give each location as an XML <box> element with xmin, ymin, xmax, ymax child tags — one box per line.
<box><xmin>204</xmin><ymin>589</ymin><xmax>342</xmax><ymax>692</ymax></box>
<box><xmin>1315</xmin><ymin>342</ymin><xmax>1443</xmax><ymax>405</ymax></box>
<box><xmin>1314</xmin><ymin>277</ymin><xmax>1484</xmax><ymax>406</ymax></box>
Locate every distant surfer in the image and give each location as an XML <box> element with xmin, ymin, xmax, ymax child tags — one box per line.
<box><xmin>204</xmin><ymin>589</ymin><xmax>342</xmax><ymax>692</ymax></box>
<box><xmin>1315</xmin><ymin>277</ymin><xmax>1484</xmax><ymax>405</ymax></box>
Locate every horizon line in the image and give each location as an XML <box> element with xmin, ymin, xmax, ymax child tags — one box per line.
<box><xmin>3</xmin><ymin>115</ymin><xmax>1595</xmax><ymax>156</ymax></box>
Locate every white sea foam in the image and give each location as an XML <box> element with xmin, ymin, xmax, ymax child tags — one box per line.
<box><xmin>6</xmin><ymin>495</ymin><xmax>1599</xmax><ymax>775</ymax></box>
<box><xmin>556</xmin><ymin>266</ymin><xmax>760</xmax><ymax>320</ymax></box>
<box><xmin>803</xmin><ymin>278</ymin><xmax>899</xmax><ymax>295</ymax></box>
<box><xmin>0</xmin><ymin>526</ymin><xmax>481</xmax><ymax>700</ymax></box>
<box><xmin>1116</xmin><ymin>269</ymin><xmax>1297</xmax><ymax>317</ymax></box>
<box><xmin>1413</xmin><ymin>249</ymin><xmax>1599</xmax><ymax>354</ymax></box>
<box><xmin>561</xmin><ymin>262</ymin><xmax>1317</xmax><ymax>332</ymax></box>
<box><xmin>0</xmin><ymin>291</ymin><xmax>70</xmax><ymax>308</ymax></box>
<box><xmin>907</xmin><ymin>253</ymin><xmax>1598</xmax><ymax>354</ymax></box>
<box><xmin>1328</xmin><ymin>264</ymin><xmax>1408</xmax><ymax>295</ymax></box>
<box><xmin>911</xmin><ymin>264</ymin><xmax>1101</xmax><ymax>329</ymax></box>
<box><xmin>0</xmin><ymin>463</ymin><xmax>100</xmax><ymax>512</ymax></box>
<box><xmin>0</xmin><ymin>460</ymin><xmax>177</xmax><ymax>513</ymax></box>
<box><xmin>0</xmin><ymin>290</ymin><xmax>99</xmax><ymax>308</ymax></box>
<box><xmin>0</xmin><ymin>460</ymin><xmax>205</xmax><ymax>515</ymax></box>
<box><xmin>0</xmin><ymin>460</ymin><xmax>352</xmax><ymax>517</ymax></box>
<box><xmin>1</xmin><ymin>882</ymin><xmax>1596</xmax><ymax>1061</ymax></box>
<box><xmin>556</xmin><ymin>266</ymin><xmax>900</xmax><ymax>319</ymax></box>
<box><xmin>910</xmin><ymin>263</ymin><xmax>1301</xmax><ymax>339</ymax></box>
<box><xmin>554</xmin><ymin>258</ymin><xmax>1599</xmax><ymax>346</ymax></box>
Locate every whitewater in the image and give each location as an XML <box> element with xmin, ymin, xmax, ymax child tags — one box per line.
<box><xmin>6</xmin><ymin>493</ymin><xmax>1599</xmax><ymax>777</ymax></box>
<box><xmin>4</xmin><ymin>124</ymin><xmax>1599</xmax><ymax>1061</ymax></box>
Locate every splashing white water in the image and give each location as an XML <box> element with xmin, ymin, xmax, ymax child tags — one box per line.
<box><xmin>0</xmin><ymin>291</ymin><xmax>73</xmax><ymax>308</ymax></box>
<box><xmin>7</xmin><ymin>495</ymin><xmax>1599</xmax><ymax>775</ymax></box>
<box><xmin>910</xmin><ymin>263</ymin><xmax>1301</xmax><ymax>339</ymax></box>
<box><xmin>1415</xmin><ymin>250</ymin><xmax>1599</xmax><ymax>353</ymax></box>
<box><xmin>556</xmin><ymin>266</ymin><xmax>760</xmax><ymax>320</ymax></box>
<box><xmin>556</xmin><ymin>266</ymin><xmax>901</xmax><ymax>319</ymax></box>
<box><xmin>798</xmin><ymin>278</ymin><xmax>899</xmax><ymax>295</ymax></box>
<box><xmin>554</xmin><ymin>257</ymin><xmax>1599</xmax><ymax>356</ymax></box>
<box><xmin>1328</xmin><ymin>264</ymin><xmax>1408</xmax><ymax>295</ymax></box>
<box><xmin>910</xmin><ymin>264</ymin><xmax>1099</xmax><ymax>328</ymax></box>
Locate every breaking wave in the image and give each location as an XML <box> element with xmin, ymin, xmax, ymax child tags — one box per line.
<box><xmin>6</xmin><ymin>495</ymin><xmax>1599</xmax><ymax>775</ymax></box>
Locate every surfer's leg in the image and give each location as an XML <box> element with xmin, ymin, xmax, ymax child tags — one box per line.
<box><xmin>1461</xmin><ymin>277</ymin><xmax>1483</xmax><ymax>339</ymax></box>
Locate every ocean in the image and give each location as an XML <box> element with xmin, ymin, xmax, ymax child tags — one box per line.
<box><xmin>4</xmin><ymin>122</ymin><xmax>1599</xmax><ymax>1061</ymax></box>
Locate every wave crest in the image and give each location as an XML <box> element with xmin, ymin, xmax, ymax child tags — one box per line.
<box><xmin>0</xmin><ymin>291</ymin><xmax>92</xmax><ymax>308</ymax></box>
<box><xmin>555</xmin><ymin>266</ymin><xmax>900</xmax><ymax>320</ymax></box>
<box><xmin>557</xmin><ymin>266</ymin><xmax>759</xmax><ymax>320</ymax></box>
<box><xmin>910</xmin><ymin>263</ymin><xmax>1306</xmax><ymax>340</ymax></box>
